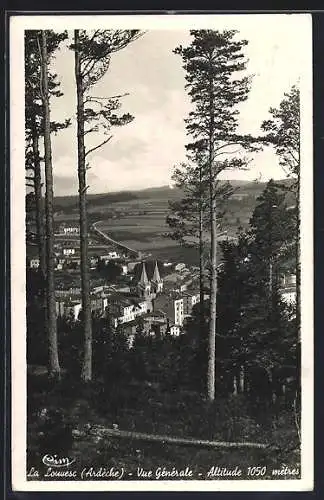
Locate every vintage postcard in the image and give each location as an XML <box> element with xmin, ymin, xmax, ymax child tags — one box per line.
<box><xmin>10</xmin><ymin>13</ymin><xmax>313</xmax><ymax>491</ymax></box>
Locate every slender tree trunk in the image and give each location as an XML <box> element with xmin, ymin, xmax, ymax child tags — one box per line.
<box><xmin>31</xmin><ymin>111</ymin><xmax>46</xmax><ymax>279</ymax></box>
<box><xmin>208</xmin><ymin>187</ymin><xmax>217</xmax><ymax>401</ymax></box>
<box><xmin>269</xmin><ymin>258</ymin><xmax>273</xmax><ymax>297</ymax></box>
<box><xmin>207</xmin><ymin>60</ymin><xmax>217</xmax><ymax>401</ymax></box>
<box><xmin>199</xmin><ymin>167</ymin><xmax>205</xmax><ymax>333</ymax></box>
<box><xmin>296</xmin><ymin>172</ymin><xmax>301</xmax><ymax>339</ymax></box>
<box><xmin>40</xmin><ymin>30</ymin><xmax>60</xmax><ymax>379</ymax></box>
<box><xmin>199</xmin><ymin>213</ymin><xmax>204</xmax><ymax>320</ymax></box>
<box><xmin>206</xmin><ymin>55</ymin><xmax>217</xmax><ymax>402</ymax></box>
<box><xmin>74</xmin><ymin>29</ymin><xmax>92</xmax><ymax>382</ymax></box>
<box><xmin>239</xmin><ymin>365</ymin><xmax>245</xmax><ymax>393</ymax></box>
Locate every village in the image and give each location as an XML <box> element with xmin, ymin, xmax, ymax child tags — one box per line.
<box><xmin>27</xmin><ymin>220</ymin><xmax>297</xmax><ymax>348</ymax></box>
<box><xmin>27</xmin><ymin>221</ymin><xmax>205</xmax><ymax>344</ymax></box>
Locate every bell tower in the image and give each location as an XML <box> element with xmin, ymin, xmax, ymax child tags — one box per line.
<box><xmin>151</xmin><ymin>261</ymin><xmax>163</xmax><ymax>294</ymax></box>
<box><xmin>137</xmin><ymin>262</ymin><xmax>151</xmax><ymax>298</ymax></box>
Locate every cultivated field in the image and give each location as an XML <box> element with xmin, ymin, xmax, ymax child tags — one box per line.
<box><xmin>52</xmin><ymin>181</ymin><xmax>294</xmax><ymax>266</ymax></box>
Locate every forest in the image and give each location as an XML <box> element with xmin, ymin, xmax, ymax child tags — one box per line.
<box><xmin>25</xmin><ymin>28</ymin><xmax>301</xmax><ymax>478</ymax></box>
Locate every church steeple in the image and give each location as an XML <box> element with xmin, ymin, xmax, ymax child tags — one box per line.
<box><xmin>151</xmin><ymin>261</ymin><xmax>163</xmax><ymax>294</ymax></box>
<box><xmin>137</xmin><ymin>262</ymin><xmax>151</xmax><ymax>298</ymax></box>
<box><xmin>152</xmin><ymin>261</ymin><xmax>161</xmax><ymax>282</ymax></box>
<box><xmin>139</xmin><ymin>262</ymin><xmax>149</xmax><ymax>285</ymax></box>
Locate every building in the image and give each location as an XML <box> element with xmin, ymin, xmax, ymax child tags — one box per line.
<box><xmin>63</xmin><ymin>248</ymin><xmax>76</xmax><ymax>257</ymax></box>
<box><xmin>141</xmin><ymin>311</ymin><xmax>168</xmax><ymax>337</ymax></box>
<box><xmin>154</xmin><ymin>293</ymin><xmax>184</xmax><ymax>327</ymax></box>
<box><xmin>151</xmin><ymin>261</ymin><xmax>164</xmax><ymax>294</ymax></box>
<box><xmin>280</xmin><ymin>273</ymin><xmax>297</xmax><ymax>305</ymax></box>
<box><xmin>174</xmin><ymin>263</ymin><xmax>186</xmax><ymax>272</ymax></box>
<box><xmin>183</xmin><ymin>290</ymin><xmax>200</xmax><ymax>316</ymax></box>
<box><xmin>55</xmin><ymin>287</ymin><xmax>81</xmax><ymax>299</ymax></box>
<box><xmin>90</xmin><ymin>256</ymin><xmax>99</xmax><ymax>269</ymax></box>
<box><xmin>108</xmin><ymin>293</ymin><xmax>153</xmax><ymax>327</ymax></box>
<box><xmin>170</xmin><ymin>325</ymin><xmax>181</xmax><ymax>337</ymax></box>
<box><xmin>131</xmin><ymin>261</ymin><xmax>163</xmax><ymax>299</ymax></box>
<box><xmin>29</xmin><ymin>258</ymin><xmax>40</xmax><ymax>269</ymax></box>
<box><xmin>90</xmin><ymin>295</ymin><xmax>108</xmax><ymax>315</ymax></box>
<box><xmin>56</xmin><ymin>299</ymin><xmax>82</xmax><ymax>321</ymax></box>
<box><xmin>281</xmin><ymin>273</ymin><xmax>297</xmax><ymax>288</ymax></box>
<box><xmin>280</xmin><ymin>288</ymin><xmax>296</xmax><ymax>305</ymax></box>
<box><xmin>100</xmin><ymin>251</ymin><xmax>120</xmax><ymax>262</ymax></box>
<box><xmin>59</xmin><ymin>224</ymin><xmax>80</xmax><ymax>235</ymax></box>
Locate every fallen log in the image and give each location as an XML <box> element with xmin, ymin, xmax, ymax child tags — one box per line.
<box><xmin>83</xmin><ymin>426</ymin><xmax>278</xmax><ymax>451</ymax></box>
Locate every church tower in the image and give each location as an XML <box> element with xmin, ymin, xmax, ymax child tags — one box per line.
<box><xmin>151</xmin><ymin>261</ymin><xmax>163</xmax><ymax>294</ymax></box>
<box><xmin>137</xmin><ymin>262</ymin><xmax>151</xmax><ymax>298</ymax></box>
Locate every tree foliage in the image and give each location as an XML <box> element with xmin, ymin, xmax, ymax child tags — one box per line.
<box><xmin>261</xmin><ymin>86</ymin><xmax>300</xmax><ymax>178</ymax></box>
<box><xmin>72</xmin><ymin>29</ymin><xmax>143</xmax><ymax>382</ymax></box>
<box><xmin>173</xmin><ymin>29</ymin><xmax>255</xmax><ymax>401</ymax></box>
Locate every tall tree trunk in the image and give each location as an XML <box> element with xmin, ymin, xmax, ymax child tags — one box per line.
<box><xmin>269</xmin><ymin>258</ymin><xmax>273</xmax><ymax>297</ymax></box>
<box><xmin>74</xmin><ymin>29</ymin><xmax>92</xmax><ymax>382</ymax></box>
<box><xmin>207</xmin><ymin>57</ymin><xmax>217</xmax><ymax>402</ymax></box>
<box><xmin>31</xmin><ymin>111</ymin><xmax>46</xmax><ymax>279</ymax></box>
<box><xmin>40</xmin><ymin>30</ymin><xmax>60</xmax><ymax>379</ymax></box>
<box><xmin>199</xmin><ymin>166</ymin><xmax>205</xmax><ymax>333</ymax></box>
<box><xmin>208</xmin><ymin>187</ymin><xmax>217</xmax><ymax>401</ymax></box>
<box><xmin>296</xmin><ymin>172</ymin><xmax>301</xmax><ymax>339</ymax></box>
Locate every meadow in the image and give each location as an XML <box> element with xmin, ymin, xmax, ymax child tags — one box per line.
<box><xmin>53</xmin><ymin>181</ymin><xmax>294</xmax><ymax>265</ymax></box>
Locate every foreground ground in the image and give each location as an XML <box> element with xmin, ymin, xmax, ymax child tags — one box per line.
<box><xmin>27</xmin><ymin>373</ymin><xmax>300</xmax><ymax>481</ymax></box>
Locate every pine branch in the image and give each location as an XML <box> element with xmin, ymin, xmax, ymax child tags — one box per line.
<box><xmin>85</xmin><ymin>93</ymin><xmax>129</xmax><ymax>103</ymax></box>
<box><xmin>85</xmin><ymin>135</ymin><xmax>113</xmax><ymax>157</ymax></box>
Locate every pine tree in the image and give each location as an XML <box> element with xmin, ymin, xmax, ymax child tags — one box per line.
<box><xmin>248</xmin><ymin>179</ymin><xmax>295</xmax><ymax>296</ymax></box>
<box><xmin>167</xmin><ymin>161</ymin><xmax>209</xmax><ymax>333</ymax></box>
<box><xmin>175</xmin><ymin>30</ymin><xmax>255</xmax><ymax>401</ymax></box>
<box><xmin>72</xmin><ymin>29</ymin><xmax>142</xmax><ymax>381</ymax></box>
<box><xmin>231</xmin><ymin>182</ymin><xmax>297</xmax><ymax>396</ymax></box>
<box><xmin>167</xmin><ymin>161</ymin><xmax>234</xmax><ymax>334</ymax></box>
<box><xmin>25</xmin><ymin>30</ymin><xmax>70</xmax><ymax>281</ymax></box>
<box><xmin>39</xmin><ymin>30</ymin><xmax>61</xmax><ymax>378</ymax></box>
<box><xmin>261</xmin><ymin>86</ymin><xmax>300</xmax><ymax>332</ymax></box>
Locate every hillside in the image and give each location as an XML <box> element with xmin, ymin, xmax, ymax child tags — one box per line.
<box><xmin>54</xmin><ymin>179</ymin><xmax>295</xmax><ymax>213</ymax></box>
<box><xmin>50</xmin><ymin>179</ymin><xmax>296</xmax><ymax>266</ymax></box>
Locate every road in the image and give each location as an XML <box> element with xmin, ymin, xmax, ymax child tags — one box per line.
<box><xmin>91</xmin><ymin>221</ymin><xmax>142</xmax><ymax>259</ymax></box>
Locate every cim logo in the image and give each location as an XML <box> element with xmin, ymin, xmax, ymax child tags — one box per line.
<box><xmin>42</xmin><ymin>454</ymin><xmax>75</xmax><ymax>468</ymax></box>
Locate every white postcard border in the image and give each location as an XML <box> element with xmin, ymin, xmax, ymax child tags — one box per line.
<box><xmin>10</xmin><ymin>13</ymin><xmax>314</xmax><ymax>492</ymax></box>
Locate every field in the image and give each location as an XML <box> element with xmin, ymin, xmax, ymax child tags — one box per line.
<box><xmin>92</xmin><ymin>186</ymin><xmax>259</xmax><ymax>265</ymax></box>
<box><xmin>52</xmin><ymin>180</ymin><xmax>295</xmax><ymax>266</ymax></box>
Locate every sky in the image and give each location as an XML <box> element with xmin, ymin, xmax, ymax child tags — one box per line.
<box><xmin>43</xmin><ymin>15</ymin><xmax>311</xmax><ymax>196</ymax></box>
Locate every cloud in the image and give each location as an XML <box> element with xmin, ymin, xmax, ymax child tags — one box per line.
<box><xmin>47</xmin><ymin>23</ymin><xmax>307</xmax><ymax>195</ymax></box>
<box><xmin>54</xmin><ymin>174</ymin><xmax>77</xmax><ymax>195</ymax></box>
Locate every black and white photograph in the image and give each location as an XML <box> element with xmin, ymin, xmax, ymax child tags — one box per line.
<box><xmin>10</xmin><ymin>13</ymin><xmax>313</xmax><ymax>491</ymax></box>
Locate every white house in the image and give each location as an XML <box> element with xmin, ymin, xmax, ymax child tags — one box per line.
<box><xmin>108</xmin><ymin>294</ymin><xmax>151</xmax><ymax>327</ymax></box>
<box><xmin>280</xmin><ymin>287</ymin><xmax>296</xmax><ymax>305</ymax></box>
<box><xmin>100</xmin><ymin>251</ymin><xmax>120</xmax><ymax>262</ymax></box>
<box><xmin>63</xmin><ymin>248</ymin><xmax>76</xmax><ymax>257</ymax></box>
<box><xmin>29</xmin><ymin>258</ymin><xmax>40</xmax><ymax>269</ymax></box>
<box><xmin>170</xmin><ymin>325</ymin><xmax>181</xmax><ymax>336</ymax></box>
<box><xmin>63</xmin><ymin>226</ymin><xmax>80</xmax><ymax>235</ymax></box>
<box><xmin>121</xmin><ymin>264</ymin><xmax>128</xmax><ymax>275</ymax></box>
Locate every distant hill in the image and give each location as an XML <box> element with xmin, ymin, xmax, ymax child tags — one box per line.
<box><xmin>54</xmin><ymin>191</ymin><xmax>139</xmax><ymax>212</ymax></box>
<box><xmin>54</xmin><ymin>179</ymin><xmax>295</xmax><ymax>214</ymax></box>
